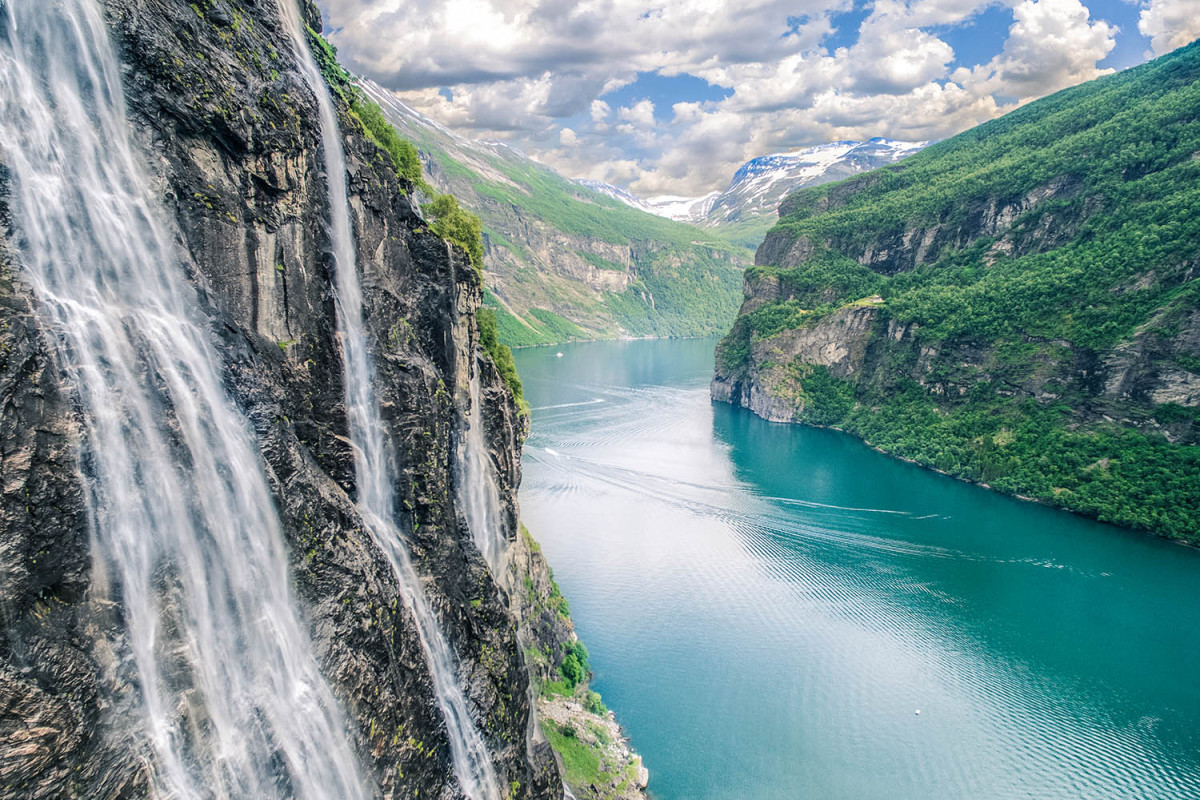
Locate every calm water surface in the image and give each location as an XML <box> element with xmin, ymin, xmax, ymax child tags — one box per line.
<box><xmin>513</xmin><ymin>338</ymin><xmax>1200</xmax><ymax>800</ymax></box>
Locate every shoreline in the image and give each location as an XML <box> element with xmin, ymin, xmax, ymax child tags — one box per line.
<box><xmin>712</xmin><ymin>395</ymin><xmax>1199</xmax><ymax>550</ymax></box>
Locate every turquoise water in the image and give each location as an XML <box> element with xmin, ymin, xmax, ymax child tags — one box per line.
<box><xmin>513</xmin><ymin>338</ymin><xmax>1200</xmax><ymax>800</ymax></box>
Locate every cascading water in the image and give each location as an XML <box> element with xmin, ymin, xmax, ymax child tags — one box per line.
<box><xmin>461</xmin><ymin>370</ymin><xmax>510</xmax><ymax>577</ymax></box>
<box><xmin>0</xmin><ymin>2</ymin><xmax>367</xmax><ymax>799</ymax></box>
<box><xmin>277</xmin><ymin>5</ymin><xmax>504</xmax><ymax>799</ymax></box>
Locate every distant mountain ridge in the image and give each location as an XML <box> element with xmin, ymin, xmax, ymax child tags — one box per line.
<box><xmin>578</xmin><ymin>139</ymin><xmax>926</xmax><ymax>246</ymax></box>
<box><xmin>361</xmin><ymin>80</ymin><xmax>748</xmax><ymax>347</ymax></box>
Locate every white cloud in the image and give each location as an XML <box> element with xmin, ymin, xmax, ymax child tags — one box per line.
<box><xmin>320</xmin><ymin>0</ymin><xmax>1143</xmax><ymax>195</ymax></box>
<box><xmin>968</xmin><ymin>0</ymin><xmax>1116</xmax><ymax>98</ymax></box>
<box><xmin>845</xmin><ymin>12</ymin><xmax>957</xmax><ymax>94</ymax></box>
<box><xmin>590</xmin><ymin>99</ymin><xmax>611</xmax><ymax>122</ymax></box>
<box><xmin>320</xmin><ymin>0</ymin><xmax>832</xmax><ymax>90</ymax></box>
<box><xmin>1138</xmin><ymin>0</ymin><xmax>1200</xmax><ymax>56</ymax></box>
<box><xmin>617</xmin><ymin>100</ymin><xmax>657</xmax><ymax>128</ymax></box>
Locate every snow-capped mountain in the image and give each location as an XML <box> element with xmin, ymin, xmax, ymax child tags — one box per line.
<box><xmin>577</xmin><ymin>180</ymin><xmax>720</xmax><ymax>222</ymax></box>
<box><xmin>708</xmin><ymin>138</ymin><xmax>926</xmax><ymax>225</ymax></box>
<box><xmin>576</xmin><ymin>179</ymin><xmax>657</xmax><ymax>211</ymax></box>
<box><xmin>579</xmin><ymin>138</ymin><xmax>927</xmax><ymax>235</ymax></box>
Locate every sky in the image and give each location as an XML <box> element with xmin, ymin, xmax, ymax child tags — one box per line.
<box><xmin>316</xmin><ymin>0</ymin><xmax>1200</xmax><ymax>197</ymax></box>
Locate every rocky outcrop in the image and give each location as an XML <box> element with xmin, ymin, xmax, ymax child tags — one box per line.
<box><xmin>713</xmin><ymin>304</ymin><xmax>890</xmax><ymax>422</ymax></box>
<box><xmin>506</xmin><ymin>529</ymin><xmax>649</xmax><ymax>800</ymax></box>
<box><xmin>0</xmin><ymin>0</ymin><xmax>560</xmax><ymax>797</ymax></box>
<box><xmin>763</xmin><ymin>173</ymin><xmax>1088</xmax><ymax>276</ymax></box>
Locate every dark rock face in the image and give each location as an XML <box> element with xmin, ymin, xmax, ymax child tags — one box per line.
<box><xmin>0</xmin><ymin>1</ymin><xmax>558</xmax><ymax>798</ymax></box>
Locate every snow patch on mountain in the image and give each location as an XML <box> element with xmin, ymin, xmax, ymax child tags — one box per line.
<box><xmin>578</xmin><ymin>138</ymin><xmax>927</xmax><ymax>227</ymax></box>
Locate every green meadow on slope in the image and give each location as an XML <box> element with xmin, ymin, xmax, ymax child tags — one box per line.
<box><xmin>715</xmin><ymin>42</ymin><xmax>1200</xmax><ymax>541</ymax></box>
<box><xmin>362</xmin><ymin>83</ymin><xmax>749</xmax><ymax>346</ymax></box>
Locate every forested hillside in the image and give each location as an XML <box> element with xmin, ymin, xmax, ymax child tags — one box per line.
<box><xmin>714</xmin><ymin>41</ymin><xmax>1200</xmax><ymax>541</ymax></box>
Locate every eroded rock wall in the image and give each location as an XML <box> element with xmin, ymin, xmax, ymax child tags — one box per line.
<box><xmin>0</xmin><ymin>1</ymin><xmax>558</xmax><ymax>797</ymax></box>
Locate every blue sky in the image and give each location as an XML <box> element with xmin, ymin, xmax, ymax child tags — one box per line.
<box><xmin>318</xmin><ymin>0</ymin><xmax>1200</xmax><ymax>195</ymax></box>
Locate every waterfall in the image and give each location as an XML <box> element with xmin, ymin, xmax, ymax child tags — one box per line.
<box><xmin>0</xmin><ymin>2</ymin><xmax>367</xmax><ymax>799</ymax></box>
<box><xmin>277</xmin><ymin>5</ymin><xmax>504</xmax><ymax>800</ymax></box>
<box><xmin>461</xmin><ymin>370</ymin><xmax>510</xmax><ymax>577</ymax></box>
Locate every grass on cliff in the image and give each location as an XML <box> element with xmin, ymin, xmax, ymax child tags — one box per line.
<box><xmin>543</xmin><ymin>722</ymin><xmax>604</xmax><ymax>788</ymax></box>
<box><xmin>425</xmin><ymin>193</ymin><xmax>485</xmax><ymax>276</ymax></box>
<box><xmin>348</xmin><ymin>95</ymin><xmax>424</xmax><ymax>188</ymax></box>
<box><xmin>478</xmin><ymin>308</ymin><xmax>527</xmax><ymax>413</ymax></box>
<box><xmin>307</xmin><ymin>22</ymin><xmax>490</xmax><ymax>280</ymax></box>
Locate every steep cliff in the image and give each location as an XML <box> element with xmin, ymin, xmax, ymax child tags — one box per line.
<box><xmin>714</xmin><ymin>42</ymin><xmax>1200</xmax><ymax>542</ymax></box>
<box><xmin>0</xmin><ymin>0</ymin><xmax>562</xmax><ymax>797</ymax></box>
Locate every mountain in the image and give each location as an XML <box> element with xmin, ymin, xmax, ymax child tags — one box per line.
<box><xmin>360</xmin><ymin>82</ymin><xmax>749</xmax><ymax>347</ymax></box>
<box><xmin>581</xmin><ymin>139</ymin><xmax>926</xmax><ymax>248</ymax></box>
<box><xmin>713</xmin><ymin>42</ymin><xmax>1200</xmax><ymax>542</ymax></box>
<box><xmin>0</xmin><ymin>2</ymin><xmax>636</xmax><ymax>798</ymax></box>
<box><xmin>576</xmin><ymin>179</ymin><xmax>721</xmax><ymax>222</ymax></box>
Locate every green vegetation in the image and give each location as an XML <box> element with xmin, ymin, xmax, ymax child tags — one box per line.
<box><xmin>763</xmin><ymin>367</ymin><xmax>1200</xmax><ymax>538</ymax></box>
<box><xmin>528</xmin><ymin>308</ymin><xmax>586</xmax><ymax>343</ymax></box>
<box><xmin>769</xmin><ymin>42</ymin><xmax>1200</xmax><ymax>355</ymax></box>
<box><xmin>577</xmin><ymin>251</ymin><xmax>626</xmax><ymax>272</ymax></box>
<box><xmin>425</xmin><ymin>193</ymin><xmax>485</xmax><ymax>275</ymax></box>
<box><xmin>348</xmin><ymin>95</ymin><xmax>424</xmax><ymax>186</ymax></box>
<box><xmin>559</xmin><ymin>641</ymin><xmax>590</xmax><ymax>689</ymax></box>
<box><xmin>584</xmin><ymin>691</ymin><xmax>608</xmax><ymax>716</ymax></box>
<box><xmin>470</xmin><ymin>158</ymin><xmax>747</xmax><ymax>341</ymax></box>
<box><xmin>477</xmin><ymin>308</ymin><xmax>526</xmax><ymax>413</ymax></box>
<box><xmin>306</xmin><ymin>24</ymin><xmax>422</xmax><ymax>187</ymax></box>
<box><xmin>724</xmin><ymin>42</ymin><xmax>1200</xmax><ymax>541</ymax></box>
<box><xmin>373</xmin><ymin>101</ymin><xmax>748</xmax><ymax>345</ymax></box>
<box><xmin>543</xmin><ymin>722</ymin><xmax>604</xmax><ymax>788</ymax></box>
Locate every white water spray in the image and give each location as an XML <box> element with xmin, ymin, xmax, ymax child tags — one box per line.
<box><xmin>461</xmin><ymin>370</ymin><xmax>510</xmax><ymax>577</ymax></box>
<box><xmin>0</xmin><ymin>2</ymin><xmax>367</xmax><ymax>798</ymax></box>
<box><xmin>276</xmin><ymin>5</ymin><xmax>504</xmax><ymax>799</ymax></box>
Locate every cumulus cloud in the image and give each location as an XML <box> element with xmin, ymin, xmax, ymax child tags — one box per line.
<box><xmin>1139</xmin><ymin>0</ymin><xmax>1200</xmax><ymax>56</ymax></box>
<box><xmin>316</xmin><ymin>0</ymin><xmax>1171</xmax><ymax>195</ymax></box>
<box><xmin>844</xmin><ymin>12</ymin><xmax>957</xmax><ymax>94</ymax></box>
<box><xmin>618</xmin><ymin>100</ymin><xmax>657</xmax><ymax>128</ymax></box>
<box><xmin>968</xmin><ymin>0</ymin><xmax>1116</xmax><ymax>98</ymax></box>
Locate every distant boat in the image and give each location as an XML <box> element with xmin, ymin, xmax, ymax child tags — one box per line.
<box><xmin>556</xmin><ymin>352</ymin><xmax>563</xmax><ymax>358</ymax></box>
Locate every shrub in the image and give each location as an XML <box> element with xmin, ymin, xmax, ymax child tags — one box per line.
<box><xmin>348</xmin><ymin>95</ymin><xmax>424</xmax><ymax>187</ymax></box>
<box><xmin>426</xmin><ymin>193</ymin><xmax>485</xmax><ymax>276</ymax></box>
<box><xmin>584</xmin><ymin>691</ymin><xmax>607</xmax><ymax>716</ymax></box>
<box><xmin>559</xmin><ymin>641</ymin><xmax>590</xmax><ymax>689</ymax></box>
<box><xmin>477</xmin><ymin>308</ymin><xmax>526</xmax><ymax>412</ymax></box>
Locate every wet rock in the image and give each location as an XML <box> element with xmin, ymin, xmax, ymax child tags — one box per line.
<box><xmin>0</xmin><ymin>0</ymin><xmax>560</xmax><ymax>797</ymax></box>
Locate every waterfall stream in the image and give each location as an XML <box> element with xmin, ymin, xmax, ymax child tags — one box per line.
<box><xmin>0</xmin><ymin>1</ymin><xmax>367</xmax><ymax>798</ymax></box>
<box><xmin>277</xmin><ymin>5</ymin><xmax>504</xmax><ymax>799</ymax></box>
<box><xmin>461</xmin><ymin>372</ymin><xmax>510</xmax><ymax>578</ymax></box>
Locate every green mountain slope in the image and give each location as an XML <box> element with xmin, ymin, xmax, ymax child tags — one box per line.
<box><xmin>361</xmin><ymin>82</ymin><xmax>749</xmax><ymax>346</ymax></box>
<box><xmin>713</xmin><ymin>42</ymin><xmax>1200</xmax><ymax>541</ymax></box>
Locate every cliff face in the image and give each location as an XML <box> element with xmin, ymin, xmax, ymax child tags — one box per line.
<box><xmin>0</xmin><ymin>1</ymin><xmax>559</xmax><ymax>797</ymax></box>
<box><xmin>714</xmin><ymin>43</ymin><xmax>1200</xmax><ymax>541</ymax></box>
